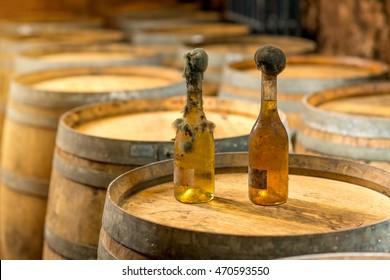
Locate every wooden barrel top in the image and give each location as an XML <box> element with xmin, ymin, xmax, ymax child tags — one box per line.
<box><xmin>32</xmin><ymin>74</ymin><xmax>171</xmax><ymax>92</ymax></box>
<box><xmin>301</xmin><ymin>81</ymin><xmax>390</xmax><ymax>138</ymax></box>
<box><xmin>119</xmin><ymin>11</ymin><xmax>221</xmax><ymax>31</ymax></box>
<box><xmin>57</xmin><ymin>96</ymin><xmax>267</xmax><ymax>164</ymax></box>
<box><xmin>15</xmin><ymin>44</ymin><xmax>162</xmax><ymax>74</ymax></box>
<box><xmin>183</xmin><ymin>35</ymin><xmax>316</xmax><ymax>57</ymax></box>
<box><xmin>101</xmin><ymin>153</ymin><xmax>390</xmax><ymax>259</ymax></box>
<box><xmin>11</xmin><ymin>66</ymin><xmax>183</xmax><ymax>107</ymax></box>
<box><xmin>222</xmin><ymin>55</ymin><xmax>389</xmax><ymax>94</ymax></box>
<box><xmin>296</xmin><ymin>81</ymin><xmax>390</xmax><ymax>164</ymax></box>
<box><xmin>312</xmin><ymin>84</ymin><xmax>390</xmax><ymax>119</ymax></box>
<box><xmin>0</xmin><ymin>14</ymin><xmax>102</xmax><ymax>35</ymax></box>
<box><xmin>0</xmin><ymin>29</ymin><xmax>124</xmax><ymax>54</ymax></box>
<box><xmin>132</xmin><ymin>23</ymin><xmax>250</xmax><ymax>44</ymax></box>
<box><xmin>18</xmin><ymin>44</ymin><xmax>160</xmax><ymax>62</ymax></box>
<box><xmin>121</xmin><ymin>173</ymin><xmax>390</xmax><ymax>235</ymax></box>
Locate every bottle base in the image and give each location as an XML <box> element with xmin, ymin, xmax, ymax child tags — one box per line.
<box><xmin>249</xmin><ymin>191</ymin><xmax>288</xmax><ymax>206</ymax></box>
<box><xmin>174</xmin><ymin>187</ymin><xmax>214</xmax><ymax>204</ymax></box>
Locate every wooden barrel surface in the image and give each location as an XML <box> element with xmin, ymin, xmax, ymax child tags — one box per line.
<box><xmin>175</xmin><ymin>35</ymin><xmax>316</xmax><ymax>96</ymax></box>
<box><xmin>117</xmin><ymin>10</ymin><xmax>221</xmax><ymax>33</ymax></box>
<box><xmin>0</xmin><ymin>14</ymin><xmax>102</xmax><ymax>35</ymax></box>
<box><xmin>0</xmin><ymin>29</ymin><xmax>125</xmax><ymax>164</ymax></box>
<box><xmin>0</xmin><ymin>65</ymin><xmax>184</xmax><ymax>260</ymax></box>
<box><xmin>282</xmin><ymin>252</ymin><xmax>390</xmax><ymax>260</ymax></box>
<box><xmin>219</xmin><ymin>55</ymin><xmax>389</xmax><ymax>132</ymax></box>
<box><xmin>295</xmin><ymin>81</ymin><xmax>390</xmax><ymax>171</ymax></box>
<box><xmin>104</xmin><ymin>1</ymin><xmax>197</xmax><ymax>28</ymax></box>
<box><xmin>98</xmin><ymin>153</ymin><xmax>390</xmax><ymax>260</ymax></box>
<box><xmin>44</xmin><ymin>96</ymin><xmax>291</xmax><ymax>260</ymax></box>
<box><xmin>15</xmin><ymin>43</ymin><xmax>162</xmax><ymax>74</ymax></box>
<box><xmin>130</xmin><ymin>22</ymin><xmax>250</xmax><ymax>67</ymax></box>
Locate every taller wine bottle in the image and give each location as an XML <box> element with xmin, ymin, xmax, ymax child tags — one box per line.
<box><xmin>248</xmin><ymin>45</ymin><xmax>289</xmax><ymax>206</ymax></box>
<box><xmin>173</xmin><ymin>48</ymin><xmax>215</xmax><ymax>204</ymax></box>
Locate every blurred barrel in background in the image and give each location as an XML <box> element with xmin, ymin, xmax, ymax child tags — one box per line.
<box><xmin>100</xmin><ymin>0</ymin><xmax>194</xmax><ymax>28</ymax></box>
<box><xmin>0</xmin><ymin>28</ymin><xmax>124</xmax><ymax>159</ymax></box>
<box><xmin>115</xmin><ymin>9</ymin><xmax>221</xmax><ymax>33</ymax></box>
<box><xmin>130</xmin><ymin>22</ymin><xmax>251</xmax><ymax>67</ymax></box>
<box><xmin>219</xmin><ymin>55</ymin><xmax>389</xmax><ymax>133</ymax></box>
<box><xmin>0</xmin><ymin>13</ymin><xmax>102</xmax><ymax>35</ymax></box>
<box><xmin>0</xmin><ymin>65</ymin><xmax>184</xmax><ymax>259</ymax></box>
<box><xmin>44</xmin><ymin>96</ymin><xmax>271</xmax><ymax>259</ymax></box>
<box><xmin>15</xmin><ymin>43</ymin><xmax>163</xmax><ymax>74</ymax></box>
<box><xmin>295</xmin><ymin>81</ymin><xmax>390</xmax><ymax>171</ymax></box>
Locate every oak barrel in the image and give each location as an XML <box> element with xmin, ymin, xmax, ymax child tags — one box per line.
<box><xmin>98</xmin><ymin>153</ymin><xmax>390</xmax><ymax>260</ymax></box>
<box><xmin>0</xmin><ymin>29</ymin><xmax>124</xmax><ymax>162</ymax></box>
<box><xmin>15</xmin><ymin>43</ymin><xmax>162</xmax><ymax>74</ymax></box>
<box><xmin>0</xmin><ymin>13</ymin><xmax>102</xmax><ymax>35</ymax></box>
<box><xmin>43</xmin><ymin>96</ymin><xmax>291</xmax><ymax>260</ymax></box>
<box><xmin>0</xmin><ymin>65</ymin><xmax>184</xmax><ymax>260</ymax></box>
<box><xmin>175</xmin><ymin>35</ymin><xmax>316</xmax><ymax>96</ymax></box>
<box><xmin>219</xmin><ymin>55</ymin><xmax>389</xmax><ymax>132</ymax></box>
<box><xmin>117</xmin><ymin>10</ymin><xmax>221</xmax><ymax>33</ymax></box>
<box><xmin>295</xmin><ymin>81</ymin><xmax>390</xmax><ymax>171</ymax></box>
<box><xmin>130</xmin><ymin>22</ymin><xmax>250</xmax><ymax>67</ymax></box>
<box><xmin>104</xmin><ymin>1</ymin><xmax>197</xmax><ymax>28</ymax></box>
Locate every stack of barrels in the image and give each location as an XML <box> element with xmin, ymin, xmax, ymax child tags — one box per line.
<box><xmin>0</xmin><ymin>0</ymin><xmax>389</xmax><ymax>261</ymax></box>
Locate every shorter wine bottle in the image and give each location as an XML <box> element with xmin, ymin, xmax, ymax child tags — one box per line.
<box><xmin>248</xmin><ymin>45</ymin><xmax>289</xmax><ymax>206</ymax></box>
<box><xmin>173</xmin><ymin>48</ymin><xmax>215</xmax><ymax>204</ymax></box>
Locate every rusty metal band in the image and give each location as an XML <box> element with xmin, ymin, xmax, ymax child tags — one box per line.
<box><xmin>53</xmin><ymin>154</ymin><xmax>121</xmax><ymax>189</ymax></box>
<box><xmin>45</xmin><ymin>226</ymin><xmax>97</xmax><ymax>260</ymax></box>
<box><xmin>1</xmin><ymin>168</ymin><xmax>49</xmax><ymax>198</ymax></box>
<box><xmin>6</xmin><ymin>107</ymin><xmax>59</xmax><ymax>129</ymax></box>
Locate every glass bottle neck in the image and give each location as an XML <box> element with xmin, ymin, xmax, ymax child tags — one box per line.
<box><xmin>261</xmin><ymin>73</ymin><xmax>277</xmax><ymax>102</ymax></box>
<box><xmin>260</xmin><ymin>73</ymin><xmax>278</xmax><ymax>113</ymax></box>
<box><xmin>185</xmin><ymin>73</ymin><xmax>203</xmax><ymax>113</ymax></box>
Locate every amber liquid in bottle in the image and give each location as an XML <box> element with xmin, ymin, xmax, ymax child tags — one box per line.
<box><xmin>173</xmin><ymin>48</ymin><xmax>215</xmax><ymax>203</ymax></box>
<box><xmin>248</xmin><ymin>46</ymin><xmax>289</xmax><ymax>206</ymax></box>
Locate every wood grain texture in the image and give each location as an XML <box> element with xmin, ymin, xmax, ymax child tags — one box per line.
<box><xmin>98</xmin><ymin>153</ymin><xmax>390</xmax><ymax>260</ymax></box>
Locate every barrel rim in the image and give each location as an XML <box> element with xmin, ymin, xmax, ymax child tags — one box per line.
<box><xmin>55</xmin><ymin>96</ymin><xmax>261</xmax><ymax>164</ymax></box>
<box><xmin>9</xmin><ymin>65</ymin><xmax>185</xmax><ymax>109</ymax></box>
<box><xmin>221</xmin><ymin>55</ymin><xmax>389</xmax><ymax>94</ymax></box>
<box><xmin>301</xmin><ymin>80</ymin><xmax>390</xmax><ymax>138</ymax></box>
<box><xmin>0</xmin><ymin>28</ymin><xmax>123</xmax><ymax>42</ymax></box>
<box><xmin>182</xmin><ymin>34</ymin><xmax>317</xmax><ymax>55</ymax></box>
<box><xmin>16</xmin><ymin>43</ymin><xmax>162</xmax><ymax>59</ymax></box>
<box><xmin>133</xmin><ymin>22</ymin><xmax>251</xmax><ymax>34</ymax></box>
<box><xmin>14</xmin><ymin>44</ymin><xmax>163</xmax><ymax>74</ymax></box>
<box><xmin>101</xmin><ymin>152</ymin><xmax>390</xmax><ymax>259</ymax></box>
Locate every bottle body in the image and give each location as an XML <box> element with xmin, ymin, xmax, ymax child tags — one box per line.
<box><xmin>174</xmin><ymin>108</ymin><xmax>215</xmax><ymax>203</ymax></box>
<box><xmin>248</xmin><ymin>76</ymin><xmax>289</xmax><ymax>206</ymax></box>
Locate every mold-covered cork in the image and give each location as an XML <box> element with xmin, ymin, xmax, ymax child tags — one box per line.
<box><xmin>254</xmin><ymin>45</ymin><xmax>286</xmax><ymax>76</ymax></box>
<box><xmin>183</xmin><ymin>48</ymin><xmax>208</xmax><ymax>86</ymax></box>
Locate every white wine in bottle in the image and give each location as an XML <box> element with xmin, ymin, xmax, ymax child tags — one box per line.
<box><xmin>173</xmin><ymin>48</ymin><xmax>215</xmax><ymax>204</ymax></box>
<box><xmin>248</xmin><ymin>45</ymin><xmax>289</xmax><ymax>206</ymax></box>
